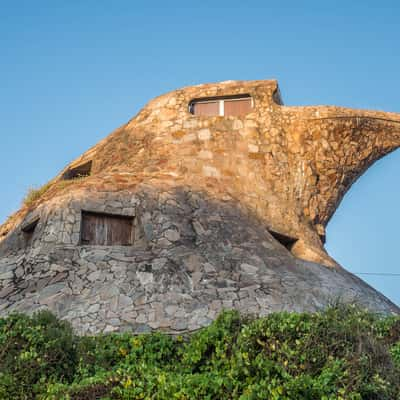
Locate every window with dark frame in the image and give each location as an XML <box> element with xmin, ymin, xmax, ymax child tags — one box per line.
<box><xmin>189</xmin><ymin>95</ymin><xmax>253</xmax><ymax>117</ymax></box>
<box><xmin>63</xmin><ymin>160</ymin><xmax>92</xmax><ymax>180</ymax></box>
<box><xmin>80</xmin><ymin>211</ymin><xmax>134</xmax><ymax>246</ymax></box>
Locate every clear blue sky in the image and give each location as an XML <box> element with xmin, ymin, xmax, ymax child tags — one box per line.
<box><xmin>1</xmin><ymin>1</ymin><xmax>399</xmax><ymax>305</ymax></box>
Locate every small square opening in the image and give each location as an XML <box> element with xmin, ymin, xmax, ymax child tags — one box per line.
<box><xmin>269</xmin><ymin>230</ymin><xmax>298</xmax><ymax>252</ymax></box>
<box><xmin>21</xmin><ymin>218</ymin><xmax>39</xmax><ymax>241</ymax></box>
<box><xmin>63</xmin><ymin>160</ymin><xmax>92</xmax><ymax>180</ymax></box>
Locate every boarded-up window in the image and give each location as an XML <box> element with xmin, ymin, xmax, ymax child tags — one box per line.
<box><xmin>191</xmin><ymin>101</ymin><xmax>219</xmax><ymax>116</ymax></box>
<box><xmin>80</xmin><ymin>211</ymin><xmax>134</xmax><ymax>246</ymax></box>
<box><xmin>224</xmin><ymin>98</ymin><xmax>252</xmax><ymax>116</ymax></box>
<box><xmin>189</xmin><ymin>95</ymin><xmax>253</xmax><ymax>117</ymax></box>
<box><xmin>63</xmin><ymin>161</ymin><xmax>92</xmax><ymax>180</ymax></box>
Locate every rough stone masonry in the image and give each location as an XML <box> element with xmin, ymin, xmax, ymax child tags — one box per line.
<box><xmin>0</xmin><ymin>79</ymin><xmax>399</xmax><ymax>334</ymax></box>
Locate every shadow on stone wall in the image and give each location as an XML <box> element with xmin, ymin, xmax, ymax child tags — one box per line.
<box><xmin>0</xmin><ymin>185</ymin><xmax>398</xmax><ymax>334</ymax></box>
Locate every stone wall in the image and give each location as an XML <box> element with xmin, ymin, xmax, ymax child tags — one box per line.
<box><xmin>0</xmin><ymin>79</ymin><xmax>399</xmax><ymax>334</ymax></box>
<box><xmin>1</xmin><ymin>184</ymin><xmax>398</xmax><ymax>334</ymax></box>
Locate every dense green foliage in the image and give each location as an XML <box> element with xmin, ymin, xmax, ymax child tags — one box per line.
<box><xmin>1</xmin><ymin>305</ymin><xmax>400</xmax><ymax>399</ymax></box>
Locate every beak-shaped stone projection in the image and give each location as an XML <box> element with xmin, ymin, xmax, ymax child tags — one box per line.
<box><xmin>0</xmin><ymin>80</ymin><xmax>399</xmax><ymax>334</ymax></box>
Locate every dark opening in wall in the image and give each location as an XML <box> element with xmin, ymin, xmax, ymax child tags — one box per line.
<box><xmin>189</xmin><ymin>95</ymin><xmax>253</xmax><ymax>117</ymax></box>
<box><xmin>269</xmin><ymin>230</ymin><xmax>298</xmax><ymax>252</ymax></box>
<box><xmin>80</xmin><ymin>211</ymin><xmax>134</xmax><ymax>246</ymax></box>
<box><xmin>21</xmin><ymin>218</ymin><xmax>39</xmax><ymax>241</ymax></box>
<box><xmin>63</xmin><ymin>160</ymin><xmax>92</xmax><ymax>180</ymax></box>
<box><xmin>0</xmin><ymin>229</ymin><xmax>8</xmax><ymax>239</ymax></box>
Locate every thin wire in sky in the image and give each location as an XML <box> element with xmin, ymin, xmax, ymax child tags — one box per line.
<box><xmin>354</xmin><ymin>272</ymin><xmax>400</xmax><ymax>277</ymax></box>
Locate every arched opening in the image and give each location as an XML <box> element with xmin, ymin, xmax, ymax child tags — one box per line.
<box><xmin>325</xmin><ymin>149</ymin><xmax>400</xmax><ymax>306</ymax></box>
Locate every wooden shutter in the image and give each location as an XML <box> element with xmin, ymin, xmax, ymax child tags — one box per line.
<box><xmin>81</xmin><ymin>212</ymin><xmax>133</xmax><ymax>245</ymax></box>
<box><xmin>192</xmin><ymin>101</ymin><xmax>219</xmax><ymax>116</ymax></box>
<box><xmin>223</xmin><ymin>98</ymin><xmax>252</xmax><ymax>116</ymax></box>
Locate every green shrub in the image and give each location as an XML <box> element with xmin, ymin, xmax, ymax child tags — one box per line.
<box><xmin>0</xmin><ymin>311</ymin><xmax>77</xmax><ymax>399</ymax></box>
<box><xmin>1</xmin><ymin>306</ymin><xmax>399</xmax><ymax>399</ymax></box>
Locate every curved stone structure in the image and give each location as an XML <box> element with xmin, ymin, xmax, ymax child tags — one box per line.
<box><xmin>0</xmin><ymin>80</ymin><xmax>399</xmax><ymax>334</ymax></box>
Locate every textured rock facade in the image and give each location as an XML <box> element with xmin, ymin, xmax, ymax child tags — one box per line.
<box><xmin>0</xmin><ymin>80</ymin><xmax>399</xmax><ymax>334</ymax></box>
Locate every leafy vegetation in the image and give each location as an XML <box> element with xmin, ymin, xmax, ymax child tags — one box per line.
<box><xmin>0</xmin><ymin>305</ymin><xmax>399</xmax><ymax>399</ymax></box>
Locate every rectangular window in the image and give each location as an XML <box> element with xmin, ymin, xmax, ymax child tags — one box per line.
<box><xmin>191</xmin><ymin>101</ymin><xmax>220</xmax><ymax>116</ymax></box>
<box><xmin>80</xmin><ymin>211</ymin><xmax>134</xmax><ymax>246</ymax></box>
<box><xmin>190</xmin><ymin>95</ymin><xmax>253</xmax><ymax>117</ymax></box>
<box><xmin>223</xmin><ymin>98</ymin><xmax>253</xmax><ymax>116</ymax></box>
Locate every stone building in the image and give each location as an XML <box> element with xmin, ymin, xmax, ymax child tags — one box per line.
<box><xmin>0</xmin><ymin>79</ymin><xmax>399</xmax><ymax>334</ymax></box>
